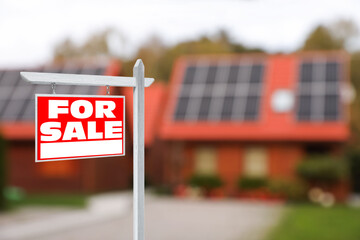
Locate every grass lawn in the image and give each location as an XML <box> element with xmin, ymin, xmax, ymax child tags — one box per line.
<box><xmin>8</xmin><ymin>193</ymin><xmax>88</xmax><ymax>209</ymax></box>
<box><xmin>267</xmin><ymin>204</ymin><xmax>360</xmax><ymax>240</ymax></box>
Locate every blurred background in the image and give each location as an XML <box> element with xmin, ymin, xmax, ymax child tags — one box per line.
<box><xmin>1</xmin><ymin>0</ymin><xmax>360</xmax><ymax>239</ymax></box>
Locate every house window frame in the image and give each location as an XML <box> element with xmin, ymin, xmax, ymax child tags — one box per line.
<box><xmin>194</xmin><ymin>146</ymin><xmax>217</xmax><ymax>175</ymax></box>
<box><xmin>243</xmin><ymin>146</ymin><xmax>268</xmax><ymax>178</ymax></box>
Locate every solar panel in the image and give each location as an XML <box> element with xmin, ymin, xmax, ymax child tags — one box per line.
<box><xmin>301</xmin><ymin>63</ymin><xmax>313</xmax><ymax>82</ymax></box>
<box><xmin>21</xmin><ymin>100</ymin><xmax>35</xmax><ymax>120</ymax></box>
<box><xmin>227</xmin><ymin>65</ymin><xmax>239</xmax><ymax>84</ymax></box>
<box><xmin>221</xmin><ymin>96</ymin><xmax>234</xmax><ymax>120</ymax></box>
<box><xmin>198</xmin><ymin>96</ymin><xmax>211</xmax><ymax>120</ymax></box>
<box><xmin>0</xmin><ymin>64</ymin><xmax>107</xmax><ymax>122</ymax></box>
<box><xmin>173</xmin><ymin>60</ymin><xmax>265</xmax><ymax>122</ymax></box>
<box><xmin>326</xmin><ymin>62</ymin><xmax>338</xmax><ymax>82</ymax></box>
<box><xmin>183</xmin><ymin>66</ymin><xmax>196</xmax><ymax>84</ymax></box>
<box><xmin>2</xmin><ymin>99</ymin><xmax>26</xmax><ymax>121</ymax></box>
<box><xmin>250</xmin><ymin>65</ymin><xmax>263</xmax><ymax>83</ymax></box>
<box><xmin>174</xmin><ymin>96</ymin><xmax>189</xmax><ymax>120</ymax></box>
<box><xmin>297</xmin><ymin>60</ymin><xmax>341</xmax><ymax>121</ymax></box>
<box><xmin>0</xmin><ymin>71</ymin><xmax>20</xmax><ymax>86</ymax></box>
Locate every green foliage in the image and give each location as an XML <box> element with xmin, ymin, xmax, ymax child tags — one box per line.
<box><xmin>302</xmin><ymin>25</ymin><xmax>343</xmax><ymax>51</ymax></box>
<box><xmin>267</xmin><ymin>205</ymin><xmax>360</xmax><ymax>240</ymax></box>
<box><xmin>122</xmin><ymin>30</ymin><xmax>265</xmax><ymax>81</ymax></box>
<box><xmin>346</xmin><ymin>149</ymin><xmax>360</xmax><ymax>192</ymax></box>
<box><xmin>237</xmin><ymin>176</ymin><xmax>267</xmax><ymax>190</ymax></box>
<box><xmin>8</xmin><ymin>193</ymin><xmax>87</xmax><ymax>208</ymax></box>
<box><xmin>349</xmin><ymin>52</ymin><xmax>360</xmax><ymax>145</ymax></box>
<box><xmin>268</xmin><ymin>179</ymin><xmax>307</xmax><ymax>201</ymax></box>
<box><xmin>152</xmin><ymin>185</ymin><xmax>173</xmax><ymax>196</ymax></box>
<box><xmin>301</xmin><ymin>19</ymin><xmax>358</xmax><ymax>51</ymax></box>
<box><xmin>188</xmin><ymin>174</ymin><xmax>223</xmax><ymax>190</ymax></box>
<box><xmin>0</xmin><ymin>136</ymin><xmax>6</xmax><ymax>211</ymax></box>
<box><xmin>296</xmin><ymin>155</ymin><xmax>348</xmax><ymax>183</ymax></box>
<box><xmin>4</xmin><ymin>186</ymin><xmax>25</xmax><ymax>202</ymax></box>
<box><xmin>237</xmin><ymin>177</ymin><xmax>306</xmax><ymax>201</ymax></box>
<box><xmin>53</xmin><ymin>28</ymin><xmax>123</xmax><ymax>62</ymax></box>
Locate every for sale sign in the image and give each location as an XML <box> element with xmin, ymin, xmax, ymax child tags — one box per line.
<box><xmin>36</xmin><ymin>94</ymin><xmax>125</xmax><ymax>162</ymax></box>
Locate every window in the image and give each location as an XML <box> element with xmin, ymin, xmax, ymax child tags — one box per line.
<box><xmin>243</xmin><ymin>147</ymin><xmax>268</xmax><ymax>177</ymax></box>
<box><xmin>194</xmin><ymin>147</ymin><xmax>217</xmax><ymax>175</ymax></box>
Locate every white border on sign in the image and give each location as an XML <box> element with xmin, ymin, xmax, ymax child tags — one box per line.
<box><xmin>35</xmin><ymin>94</ymin><xmax>126</xmax><ymax>162</ymax></box>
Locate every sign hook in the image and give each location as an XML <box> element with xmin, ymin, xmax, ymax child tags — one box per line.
<box><xmin>51</xmin><ymin>82</ymin><xmax>56</xmax><ymax>94</ymax></box>
<box><xmin>106</xmin><ymin>85</ymin><xmax>110</xmax><ymax>95</ymax></box>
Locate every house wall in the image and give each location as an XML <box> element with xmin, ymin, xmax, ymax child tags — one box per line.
<box><xmin>7</xmin><ymin>140</ymin><xmax>131</xmax><ymax>193</ymax></box>
<box><xmin>145</xmin><ymin>140</ymin><xmax>167</xmax><ymax>186</ymax></box>
<box><xmin>267</xmin><ymin>143</ymin><xmax>305</xmax><ymax>180</ymax></box>
<box><xmin>8</xmin><ymin>140</ymin><xmax>83</xmax><ymax>192</ymax></box>
<box><xmin>165</xmin><ymin>141</ymin><xmax>315</xmax><ymax>195</ymax></box>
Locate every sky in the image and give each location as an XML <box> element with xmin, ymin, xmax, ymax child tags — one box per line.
<box><xmin>0</xmin><ymin>0</ymin><xmax>359</xmax><ymax>68</ymax></box>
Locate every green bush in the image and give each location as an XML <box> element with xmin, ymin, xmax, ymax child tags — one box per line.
<box><xmin>268</xmin><ymin>179</ymin><xmax>307</xmax><ymax>201</ymax></box>
<box><xmin>346</xmin><ymin>149</ymin><xmax>360</xmax><ymax>193</ymax></box>
<box><xmin>152</xmin><ymin>185</ymin><xmax>173</xmax><ymax>196</ymax></box>
<box><xmin>237</xmin><ymin>176</ymin><xmax>267</xmax><ymax>190</ymax></box>
<box><xmin>297</xmin><ymin>155</ymin><xmax>348</xmax><ymax>183</ymax></box>
<box><xmin>188</xmin><ymin>174</ymin><xmax>223</xmax><ymax>190</ymax></box>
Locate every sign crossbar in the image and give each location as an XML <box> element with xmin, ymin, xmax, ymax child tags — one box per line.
<box><xmin>21</xmin><ymin>72</ymin><xmax>154</xmax><ymax>87</ymax></box>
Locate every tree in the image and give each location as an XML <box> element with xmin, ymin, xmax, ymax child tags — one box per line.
<box><xmin>329</xmin><ymin>19</ymin><xmax>359</xmax><ymax>50</ymax></box>
<box><xmin>349</xmin><ymin>51</ymin><xmax>360</xmax><ymax>146</ymax></box>
<box><xmin>301</xmin><ymin>19</ymin><xmax>359</xmax><ymax>51</ymax></box>
<box><xmin>302</xmin><ymin>25</ymin><xmax>342</xmax><ymax>51</ymax></box>
<box><xmin>122</xmin><ymin>30</ymin><xmax>264</xmax><ymax>81</ymax></box>
<box><xmin>53</xmin><ymin>38</ymin><xmax>79</xmax><ymax>62</ymax></box>
<box><xmin>53</xmin><ymin>29</ymin><xmax>124</xmax><ymax>63</ymax></box>
<box><xmin>121</xmin><ymin>35</ymin><xmax>167</xmax><ymax>81</ymax></box>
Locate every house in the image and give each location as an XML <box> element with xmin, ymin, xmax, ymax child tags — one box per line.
<box><xmin>0</xmin><ymin>60</ymin><xmax>135</xmax><ymax>193</ymax></box>
<box><xmin>159</xmin><ymin>52</ymin><xmax>350</xmax><ymax>197</ymax></box>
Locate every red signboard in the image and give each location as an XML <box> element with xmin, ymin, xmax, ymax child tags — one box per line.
<box><xmin>36</xmin><ymin>94</ymin><xmax>125</xmax><ymax>162</ymax></box>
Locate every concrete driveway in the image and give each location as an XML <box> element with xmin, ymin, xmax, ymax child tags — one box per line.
<box><xmin>0</xmin><ymin>193</ymin><xmax>283</xmax><ymax>240</ymax></box>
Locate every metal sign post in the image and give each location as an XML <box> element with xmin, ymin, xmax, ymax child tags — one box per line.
<box><xmin>21</xmin><ymin>59</ymin><xmax>151</xmax><ymax>240</ymax></box>
<box><xmin>133</xmin><ymin>60</ymin><xmax>145</xmax><ymax>240</ymax></box>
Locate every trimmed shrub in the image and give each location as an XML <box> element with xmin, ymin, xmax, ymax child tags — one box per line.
<box><xmin>268</xmin><ymin>179</ymin><xmax>307</xmax><ymax>201</ymax></box>
<box><xmin>237</xmin><ymin>176</ymin><xmax>267</xmax><ymax>190</ymax></box>
<box><xmin>296</xmin><ymin>155</ymin><xmax>348</xmax><ymax>183</ymax></box>
<box><xmin>188</xmin><ymin>174</ymin><xmax>223</xmax><ymax>191</ymax></box>
<box><xmin>152</xmin><ymin>185</ymin><xmax>173</xmax><ymax>196</ymax></box>
<box><xmin>346</xmin><ymin>149</ymin><xmax>360</xmax><ymax>193</ymax></box>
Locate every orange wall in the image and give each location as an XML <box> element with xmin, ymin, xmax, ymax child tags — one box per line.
<box><xmin>170</xmin><ymin>142</ymin><xmax>307</xmax><ymax>195</ymax></box>
<box><xmin>267</xmin><ymin>143</ymin><xmax>304</xmax><ymax>180</ymax></box>
<box><xmin>217</xmin><ymin>143</ymin><xmax>243</xmax><ymax>195</ymax></box>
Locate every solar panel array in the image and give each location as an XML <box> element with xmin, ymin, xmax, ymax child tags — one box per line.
<box><xmin>297</xmin><ymin>60</ymin><xmax>341</xmax><ymax>121</ymax></box>
<box><xmin>0</xmin><ymin>64</ymin><xmax>105</xmax><ymax>121</ymax></box>
<box><xmin>174</xmin><ymin>60</ymin><xmax>265</xmax><ymax>122</ymax></box>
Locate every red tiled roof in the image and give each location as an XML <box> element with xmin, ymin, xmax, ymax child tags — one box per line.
<box><xmin>160</xmin><ymin>52</ymin><xmax>350</xmax><ymax>142</ymax></box>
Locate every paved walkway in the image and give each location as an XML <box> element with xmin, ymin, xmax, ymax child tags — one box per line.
<box><xmin>0</xmin><ymin>192</ymin><xmax>283</xmax><ymax>240</ymax></box>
